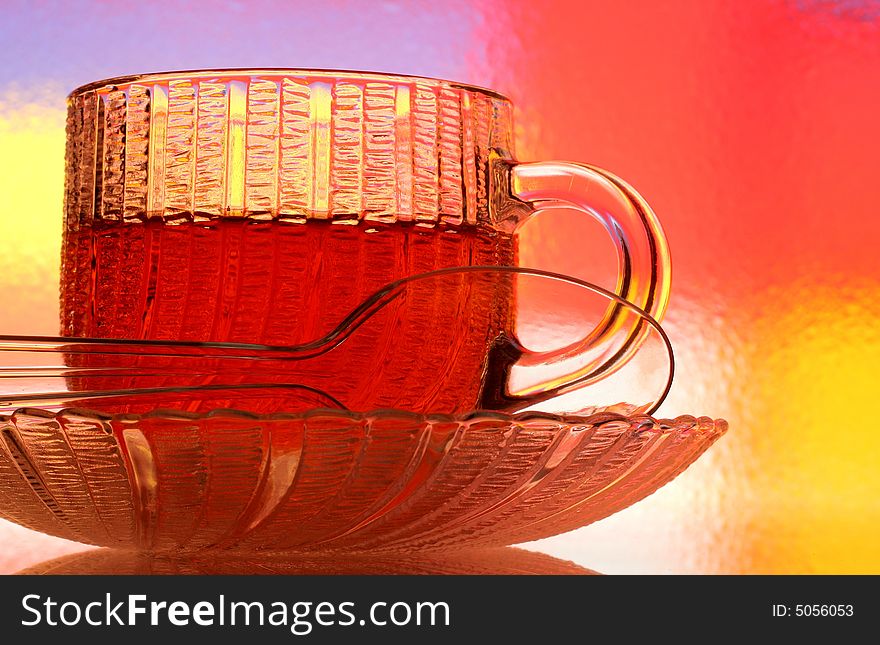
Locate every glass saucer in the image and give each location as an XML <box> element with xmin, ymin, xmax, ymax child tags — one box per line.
<box><xmin>0</xmin><ymin>406</ymin><xmax>724</xmax><ymax>552</ymax></box>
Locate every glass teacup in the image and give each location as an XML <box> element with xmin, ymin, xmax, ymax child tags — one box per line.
<box><xmin>61</xmin><ymin>69</ymin><xmax>670</xmax><ymax>413</ymax></box>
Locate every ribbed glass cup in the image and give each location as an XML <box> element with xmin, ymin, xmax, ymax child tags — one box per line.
<box><xmin>65</xmin><ymin>69</ymin><xmax>515</xmax><ymax>227</ymax></box>
<box><xmin>62</xmin><ymin>69</ymin><xmax>672</xmax><ymax>410</ymax></box>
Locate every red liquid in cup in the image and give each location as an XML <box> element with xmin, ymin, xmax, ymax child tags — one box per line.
<box><xmin>61</xmin><ymin>219</ymin><xmax>516</xmax><ymax>414</ymax></box>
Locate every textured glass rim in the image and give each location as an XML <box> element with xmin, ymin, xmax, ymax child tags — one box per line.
<box><xmin>68</xmin><ymin>67</ymin><xmax>512</xmax><ymax>102</ymax></box>
<box><xmin>0</xmin><ymin>406</ymin><xmax>728</xmax><ymax>439</ymax></box>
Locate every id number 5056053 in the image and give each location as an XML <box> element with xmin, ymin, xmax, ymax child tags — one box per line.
<box><xmin>772</xmin><ymin>604</ymin><xmax>854</xmax><ymax>617</ymax></box>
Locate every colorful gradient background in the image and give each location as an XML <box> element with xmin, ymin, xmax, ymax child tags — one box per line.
<box><xmin>1</xmin><ymin>0</ymin><xmax>878</xmax><ymax>574</ymax></box>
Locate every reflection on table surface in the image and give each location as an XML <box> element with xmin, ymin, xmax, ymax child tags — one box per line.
<box><xmin>17</xmin><ymin>546</ymin><xmax>596</xmax><ymax>576</ymax></box>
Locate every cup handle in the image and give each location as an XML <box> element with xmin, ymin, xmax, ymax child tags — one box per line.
<box><xmin>479</xmin><ymin>159</ymin><xmax>672</xmax><ymax>411</ymax></box>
